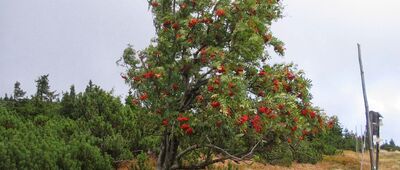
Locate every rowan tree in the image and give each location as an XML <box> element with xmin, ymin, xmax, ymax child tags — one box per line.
<box><xmin>119</xmin><ymin>0</ymin><xmax>328</xmax><ymax>169</ymax></box>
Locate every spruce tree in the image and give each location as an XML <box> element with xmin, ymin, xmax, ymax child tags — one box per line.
<box><xmin>34</xmin><ymin>74</ymin><xmax>58</xmax><ymax>102</ymax></box>
<box><xmin>85</xmin><ymin>80</ymin><xmax>94</xmax><ymax>93</ymax></box>
<box><xmin>389</xmin><ymin>139</ymin><xmax>396</xmax><ymax>146</ymax></box>
<box><xmin>61</xmin><ymin>85</ymin><xmax>77</xmax><ymax>117</ymax></box>
<box><xmin>4</xmin><ymin>93</ymin><xmax>9</xmax><ymax>101</ymax></box>
<box><xmin>13</xmin><ymin>81</ymin><xmax>26</xmax><ymax>101</ymax></box>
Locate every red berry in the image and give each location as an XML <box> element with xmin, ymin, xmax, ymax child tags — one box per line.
<box><xmin>239</xmin><ymin>115</ymin><xmax>249</xmax><ymax>125</ymax></box>
<box><xmin>200</xmin><ymin>56</ymin><xmax>208</xmax><ymax>63</ymax></box>
<box><xmin>131</xmin><ymin>99</ymin><xmax>139</xmax><ymax>105</ymax></box>
<box><xmin>269</xmin><ymin>114</ymin><xmax>277</xmax><ymax>119</ymax></box>
<box><xmin>278</xmin><ymin>104</ymin><xmax>285</xmax><ymax>110</ymax></box>
<box><xmin>162</xmin><ymin>119</ymin><xmax>169</xmax><ymax>126</ymax></box>
<box><xmin>180</xmin><ymin>123</ymin><xmax>190</xmax><ymax>130</ymax></box>
<box><xmin>291</xmin><ymin>126</ymin><xmax>298</xmax><ymax>131</ymax></box>
<box><xmin>214</xmin><ymin>78</ymin><xmax>221</xmax><ymax>85</ymax></box>
<box><xmin>172</xmin><ymin>83</ymin><xmax>179</xmax><ymax>91</ymax></box>
<box><xmin>263</xmin><ymin>34</ymin><xmax>272</xmax><ymax>43</ymax></box>
<box><xmin>207</xmin><ymin>85</ymin><xmax>214</xmax><ymax>92</ymax></box>
<box><xmin>196</xmin><ymin>95</ymin><xmax>204</xmax><ymax>102</ymax></box>
<box><xmin>188</xmin><ymin>18</ymin><xmax>198</xmax><ymax>28</ymax></box>
<box><xmin>301</xmin><ymin>109</ymin><xmax>308</xmax><ymax>116</ymax></box>
<box><xmin>172</xmin><ymin>22</ymin><xmax>180</xmax><ymax>30</ymax></box>
<box><xmin>163</xmin><ymin>20</ymin><xmax>171</xmax><ymax>28</ymax></box>
<box><xmin>273</xmin><ymin>85</ymin><xmax>279</xmax><ymax>92</ymax></box>
<box><xmin>143</xmin><ymin>71</ymin><xmax>154</xmax><ymax>79</ymax></box>
<box><xmin>210</xmin><ymin>52</ymin><xmax>216</xmax><ymax>59</ymax></box>
<box><xmin>211</xmin><ymin>101</ymin><xmax>220</xmax><ymax>108</ymax></box>
<box><xmin>259</xmin><ymin>106</ymin><xmax>266</xmax><ymax>113</ymax></box>
<box><xmin>259</xmin><ymin>70</ymin><xmax>266</xmax><ymax>76</ymax></box>
<box><xmin>287</xmin><ymin>71</ymin><xmax>295</xmax><ymax>80</ymax></box>
<box><xmin>179</xmin><ymin>3</ymin><xmax>187</xmax><ymax>9</ymax></box>
<box><xmin>273</xmin><ymin>79</ymin><xmax>279</xmax><ymax>86</ymax></box>
<box><xmin>251</xmin><ymin>115</ymin><xmax>262</xmax><ymax>133</ymax></box>
<box><xmin>284</xmin><ymin>84</ymin><xmax>292</xmax><ymax>93</ymax></box>
<box><xmin>134</xmin><ymin>76</ymin><xmax>141</xmax><ymax>81</ymax></box>
<box><xmin>226</xmin><ymin>108</ymin><xmax>232</xmax><ymax>116</ymax></box>
<box><xmin>185</xmin><ymin>127</ymin><xmax>193</xmax><ymax>135</ymax></box>
<box><xmin>177</xmin><ymin>115</ymin><xmax>189</xmax><ymax>122</ymax></box>
<box><xmin>310</xmin><ymin>111</ymin><xmax>316</xmax><ymax>119</ymax></box>
<box><xmin>235</xmin><ymin>67</ymin><xmax>244</xmax><ymax>75</ymax></box>
<box><xmin>216</xmin><ymin>9</ymin><xmax>225</xmax><ymax>17</ymax></box>
<box><xmin>217</xmin><ymin>65</ymin><xmax>226</xmax><ymax>73</ymax></box>
<box><xmin>216</xmin><ymin>120</ymin><xmax>223</xmax><ymax>128</ymax></box>
<box><xmin>139</xmin><ymin>93</ymin><xmax>148</xmax><ymax>100</ymax></box>
<box><xmin>302</xmin><ymin>130</ymin><xmax>308</xmax><ymax>135</ymax></box>
<box><xmin>202</xmin><ymin>17</ymin><xmax>213</xmax><ymax>24</ymax></box>
<box><xmin>299</xmin><ymin>136</ymin><xmax>304</xmax><ymax>140</ymax></box>
<box><xmin>151</xmin><ymin>1</ymin><xmax>159</xmax><ymax>7</ymax></box>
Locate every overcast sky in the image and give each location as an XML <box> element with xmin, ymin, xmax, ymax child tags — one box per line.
<box><xmin>1</xmin><ymin>0</ymin><xmax>399</xmax><ymax>144</ymax></box>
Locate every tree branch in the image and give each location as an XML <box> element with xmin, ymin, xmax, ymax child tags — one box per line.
<box><xmin>173</xmin><ymin>140</ymin><xmax>262</xmax><ymax>169</ymax></box>
<box><xmin>175</xmin><ymin>144</ymin><xmax>202</xmax><ymax>161</ymax></box>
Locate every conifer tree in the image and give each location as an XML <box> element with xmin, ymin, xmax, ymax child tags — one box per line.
<box><xmin>13</xmin><ymin>81</ymin><xmax>26</xmax><ymax>101</ymax></box>
<box><xmin>34</xmin><ymin>74</ymin><xmax>58</xmax><ymax>102</ymax></box>
<box><xmin>61</xmin><ymin>85</ymin><xmax>77</xmax><ymax>117</ymax></box>
<box><xmin>4</xmin><ymin>93</ymin><xmax>9</xmax><ymax>101</ymax></box>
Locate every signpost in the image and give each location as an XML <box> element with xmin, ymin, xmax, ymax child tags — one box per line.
<box><xmin>370</xmin><ymin>111</ymin><xmax>382</xmax><ymax>170</ymax></box>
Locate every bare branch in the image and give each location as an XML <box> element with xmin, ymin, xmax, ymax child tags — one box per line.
<box><xmin>175</xmin><ymin>144</ymin><xmax>201</xmax><ymax>161</ymax></box>
<box><xmin>193</xmin><ymin>45</ymin><xmax>207</xmax><ymax>57</ymax></box>
<box><xmin>174</xmin><ymin>140</ymin><xmax>262</xmax><ymax>169</ymax></box>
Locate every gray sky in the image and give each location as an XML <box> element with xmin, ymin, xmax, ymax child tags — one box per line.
<box><xmin>1</xmin><ymin>0</ymin><xmax>399</xmax><ymax>144</ymax></box>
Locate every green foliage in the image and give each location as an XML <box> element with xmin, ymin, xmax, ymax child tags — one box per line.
<box><xmin>258</xmin><ymin>141</ymin><xmax>293</xmax><ymax>167</ymax></box>
<box><xmin>132</xmin><ymin>151</ymin><xmax>152</xmax><ymax>170</ymax></box>
<box><xmin>381</xmin><ymin>139</ymin><xmax>400</xmax><ymax>151</ymax></box>
<box><xmin>310</xmin><ymin>140</ymin><xmax>338</xmax><ymax>156</ymax></box>
<box><xmin>0</xmin><ymin>80</ymin><xmax>145</xmax><ymax>169</ymax></box>
<box><xmin>0</xmin><ymin>108</ymin><xmax>113</xmax><ymax>170</ymax></box>
<box><xmin>340</xmin><ymin>129</ymin><xmax>358</xmax><ymax>150</ymax></box>
<box><xmin>118</xmin><ymin>1</ymin><xmax>333</xmax><ymax>169</ymax></box>
<box><xmin>292</xmin><ymin>141</ymin><xmax>322</xmax><ymax>164</ymax></box>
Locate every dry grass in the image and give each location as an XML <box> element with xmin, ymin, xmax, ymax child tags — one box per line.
<box><xmin>212</xmin><ymin>150</ymin><xmax>400</xmax><ymax>170</ymax></box>
<box><xmin>117</xmin><ymin>150</ymin><xmax>400</xmax><ymax>170</ymax></box>
<box><xmin>378</xmin><ymin>150</ymin><xmax>400</xmax><ymax>170</ymax></box>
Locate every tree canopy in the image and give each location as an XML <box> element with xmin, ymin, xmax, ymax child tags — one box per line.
<box><xmin>119</xmin><ymin>1</ymin><xmax>330</xmax><ymax>169</ymax></box>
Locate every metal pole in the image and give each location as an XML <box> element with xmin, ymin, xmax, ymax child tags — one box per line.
<box><xmin>357</xmin><ymin>44</ymin><xmax>376</xmax><ymax>170</ymax></box>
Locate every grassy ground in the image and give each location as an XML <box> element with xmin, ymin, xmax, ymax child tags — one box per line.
<box><xmin>117</xmin><ymin>150</ymin><xmax>400</xmax><ymax>170</ymax></box>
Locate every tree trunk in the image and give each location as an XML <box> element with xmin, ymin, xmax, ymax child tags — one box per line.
<box><xmin>157</xmin><ymin>131</ymin><xmax>179</xmax><ymax>170</ymax></box>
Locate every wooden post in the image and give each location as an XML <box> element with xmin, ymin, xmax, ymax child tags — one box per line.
<box><xmin>361</xmin><ymin>125</ymin><xmax>365</xmax><ymax>170</ymax></box>
<box><xmin>356</xmin><ymin>126</ymin><xmax>358</xmax><ymax>153</ymax></box>
<box><xmin>357</xmin><ymin>44</ymin><xmax>376</xmax><ymax>170</ymax></box>
<box><xmin>376</xmin><ymin>117</ymin><xmax>380</xmax><ymax>170</ymax></box>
